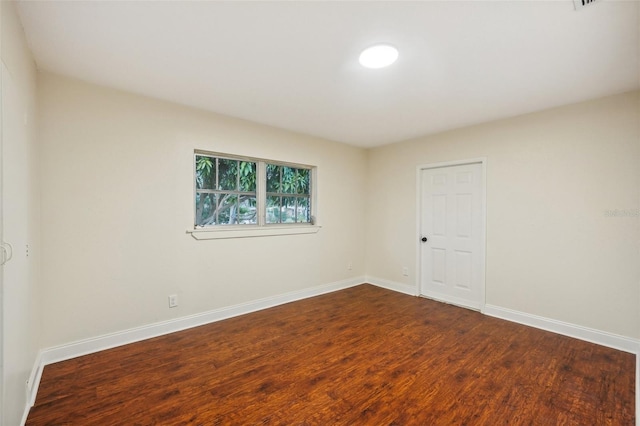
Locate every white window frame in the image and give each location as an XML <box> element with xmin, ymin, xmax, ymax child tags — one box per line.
<box><xmin>189</xmin><ymin>150</ymin><xmax>320</xmax><ymax>240</ymax></box>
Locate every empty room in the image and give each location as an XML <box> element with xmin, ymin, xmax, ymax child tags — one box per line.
<box><xmin>1</xmin><ymin>0</ymin><xmax>639</xmax><ymax>425</ymax></box>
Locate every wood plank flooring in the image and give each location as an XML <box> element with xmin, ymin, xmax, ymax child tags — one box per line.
<box><xmin>27</xmin><ymin>285</ymin><xmax>635</xmax><ymax>425</ymax></box>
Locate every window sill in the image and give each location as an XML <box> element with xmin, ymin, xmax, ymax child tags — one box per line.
<box><xmin>187</xmin><ymin>225</ymin><xmax>322</xmax><ymax>240</ymax></box>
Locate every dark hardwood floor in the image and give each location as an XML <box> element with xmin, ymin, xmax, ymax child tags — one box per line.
<box><xmin>26</xmin><ymin>284</ymin><xmax>635</xmax><ymax>425</ymax></box>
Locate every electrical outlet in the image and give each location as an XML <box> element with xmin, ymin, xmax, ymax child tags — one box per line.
<box><xmin>347</xmin><ymin>261</ymin><xmax>353</xmax><ymax>270</ymax></box>
<box><xmin>168</xmin><ymin>294</ymin><xmax>178</xmax><ymax>308</ymax></box>
<box><xmin>402</xmin><ymin>266</ymin><xmax>409</xmax><ymax>277</ymax></box>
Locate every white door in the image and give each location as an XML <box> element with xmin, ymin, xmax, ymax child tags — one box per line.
<box><xmin>419</xmin><ymin>162</ymin><xmax>485</xmax><ymax>310</ymax></box>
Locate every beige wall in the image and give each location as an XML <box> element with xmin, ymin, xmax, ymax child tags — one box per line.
<box><xmin>366</xmin><ymin>91</ymin><xmax>640</xmax><ymax>339</ymax></box>
<box><xmin>38</xmin><ymin>72</ymin><xmax>367</xmax><ymax>348</ymax></box>
<box><xmin>38</xmin><ymin>74</ymin><xmax>640</xmax><ymax>349</ymax></box>
<box><xmin>1</xmin><ymin>2</ymin><xmax>41</xmax><ymax>424</ymax></box>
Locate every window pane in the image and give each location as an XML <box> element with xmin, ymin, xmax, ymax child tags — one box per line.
<box><xmin>218</xmin><ymin>193</ymin><xmax>238</xmax><ymax>225</ymax></box>
<box><xmin>238</xmin><ymin>195</ymin><xmax>257</xmax><ymax>224</ymax></box>
<box><xmin>296</xmin><ymin>197</ymin><xmax>310</xmax><ymax>223</ymax></box>
<box><xmin>238</xmin><ymin>161</ymin><xmax>257</xmax><ymax>192</ymax></box>
<box><xmin>266</xmin><ymin>195</ymin><xmax>281</xmax><ymax>224</ymax></box>
<box><xmin>195</xmin><ymin>156</ymin><xmax>215</xmax><ymax>189</ymax></box>
<box><xmin>218</xmin><ymin>159</ymin><xmax>238</xmax><ymax>191</ymax></box>
<box><xmin>195</xmin><ymin>192</ymin><xmax>216</xmax><ymax>226</ymax></box>
<box><xmin>282</xmin><ymin>196</ymin><xmax>296</xmax><ymax>223</ymax></box>
<box><xmin>281</xmin><ymin>167</ymin><xmax>296</xmax><ymax>194</ymax></box>
<box><xmin>296</xmin><ymin>168</ymin><xmax>310</xmax><ymax>195</ymax></box>
<box><xmin>266</xmin><ymin>164</ymin><xmax>280</xmax><ymax>193</ymax></box>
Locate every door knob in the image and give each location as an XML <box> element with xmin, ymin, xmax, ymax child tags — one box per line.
<box><xmin>421</xmin><ymin>237</ymin><xmax>428</xmax><ymax>242</ymax></box>
<box><xmin>1</xmin><ymin>242</ymin><xmax>13</xmax><ymax>266</ymax></box>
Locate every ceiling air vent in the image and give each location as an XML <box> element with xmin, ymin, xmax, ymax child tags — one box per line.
<box><xmin>573</xmin><ymin>0</ymin><xmax>599</xmax><ymax>10</ymax></box>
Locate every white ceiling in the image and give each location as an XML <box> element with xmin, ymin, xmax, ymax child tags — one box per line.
<box><xmin>16</xmin><ymin>1</ymin><xmax>640</xmax><ymax>147</ymax></box>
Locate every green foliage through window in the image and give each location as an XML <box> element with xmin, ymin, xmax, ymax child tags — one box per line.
<box><xmin>195</xmin><ymin>153</ymin><xmax>313</xmax><ymax>227</ymax></box>
<box><xmin>265</xmin><ymin>164</ymin><xmax>310</xmax><ymax>224</ymax></box>
<box><xmin>195</xmin><ymin>155</ymin><xmax>257</xmax><ymax>226</ymax></box>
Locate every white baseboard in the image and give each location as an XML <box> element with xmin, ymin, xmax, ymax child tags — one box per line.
<box><xmin>20</xmin><ymin>350</ymin><xmax>44</xmax><ymax>426</ymax></box>
<box><xmin>41</xmin><ymin>276</ymin><xmax>365</xmax><ymax>365</ymax></box>
<box><xmin>26</xmin><ymin>351</ymin><xmax>43</xmax><ymax>407</ymax></box>
<box><xmin>483</xmin><ymin>304</ymin><xmax>640</xmax><ymax>355</ymax></box>
<box><xmin>22</xmin><ymin>276</ymin><xmax>365</xmax><ymax>425</ymax></box>
<box><xmin>366</xmin><ymin>276</ymin><xmax>417</xmax><ymax>296</ymax></box>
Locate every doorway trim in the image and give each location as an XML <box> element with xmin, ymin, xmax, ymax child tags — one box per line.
<box><xmin>415</xmin><ymin>157</ymin><xmax>487</xmax><ymax>311</ymax></box>
<box><xmin>0</xmin><ymin>60</ymin><xmax>5</xmax><ymax>425</ymax></box>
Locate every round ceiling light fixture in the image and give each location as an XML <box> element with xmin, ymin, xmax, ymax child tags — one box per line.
<box><xmin>358</xmin><ymin>44</ymin><xmax>399</xmax><ymax>69</ymax></box>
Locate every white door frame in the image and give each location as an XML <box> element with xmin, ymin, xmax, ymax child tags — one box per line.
<box><xmin>415</xmin><ymin>157</ymin><xmax>487</xmax><ymax>311</ymax></box>
<box><xmin>0</xmin><ymin>60</ymin><xmax>5</xmax><ymax>425</ymax></box>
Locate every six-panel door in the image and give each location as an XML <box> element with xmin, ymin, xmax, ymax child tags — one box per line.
<box><xmin>420</xmin><ymin>163</ymin><xmax>484</xmax><ymax>310</ymax></box>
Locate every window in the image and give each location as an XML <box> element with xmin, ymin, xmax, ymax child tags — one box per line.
<box><xmin>195</xmin><ymin>156</ymin><xmax>257</xmax><ymax>226</ymax></box>
<box><xmin>195</xmin><ymin>152</ymin><xmax>313</xmax><ymax>228</ymax></box>
<box><xmin>266</xmin><ymin>164</ymin><xmax>311</xmax><ymax>224</ymax></box>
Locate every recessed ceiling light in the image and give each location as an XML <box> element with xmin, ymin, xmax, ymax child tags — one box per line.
<box><xmin>358</xmin><ymin>44</ymin><xmax>399</xmax><ymax>69</ymax></box>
